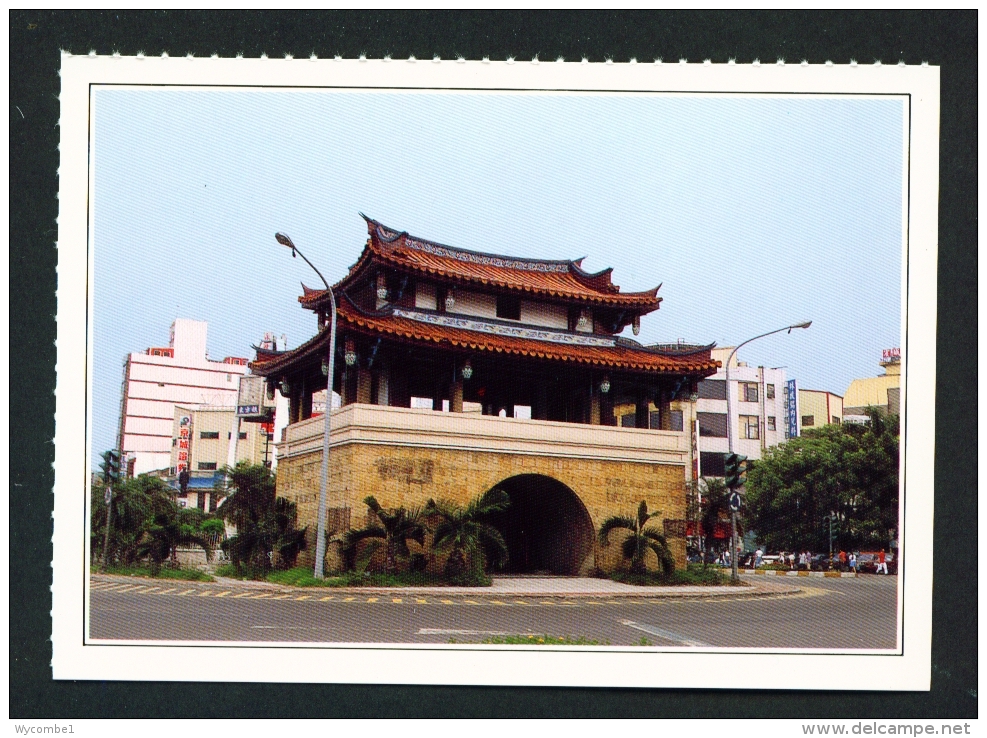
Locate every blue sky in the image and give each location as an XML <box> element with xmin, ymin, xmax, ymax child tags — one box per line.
<box><xmin>92</xmin><ymin>88</ymin><xmax>904</xmax><ymax>467</ymax></box>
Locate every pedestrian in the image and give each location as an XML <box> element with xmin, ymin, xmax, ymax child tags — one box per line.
<box><xmin>838</xmin><ymin>549</ymin><xmax>847</xmax><ymax>572</ymax></box>
<box><xmin>876</xmin><ymin>548</ymin><xmax>888</xmax><ymax>575</ymax></box>
<box><xmin>798</xmin><ymin>551</ymin><xmax>806</xmax><ymax>571</ymax></box>
<box><xmin>755</xmin><ymin>547</ymin><xmax>763</xmax><ymax>568</ymax></box>
<box><xmin>848</xmin><ymin>551</ymin><xmax>857</xmax><ymax>574</ymax></box>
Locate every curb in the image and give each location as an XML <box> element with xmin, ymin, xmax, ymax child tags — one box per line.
<box><xmin>90</xmin><ymin>573</ymin><xmax>800</xmax><ymax>599</ymax></box>
<box><xmin>739</xmin><ymin>569</ymin><xmax>857</xmax><ymax>578</ymax></box>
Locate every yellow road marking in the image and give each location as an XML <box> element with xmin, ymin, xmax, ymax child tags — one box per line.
<box><xmin>392</xmin><ymin>598</ymin><xmax>402</xmax><ymax>603</ymax></box>
<box><xmin>213</xmin><ymin>591</ymin><xmax>230</xmax><ymax>598</ymax></box>
<box><xmin>440</xmin><ymin>599</ymin><xmax>454</xmax><ymax>604</ymax></box>
<box><xmin>271</xmin><ymin>594</ymin><xmax>292</xmax><ymax>600</ymax></box>
<box><xmin>513</xmin><ymin>600</ymin><xmax>530</xmax><ymax>606</ymax></box>
<box><xmin>233</xmin><ymin>592</ymin><xmax>253</xmax><ymax>598</ymax></box>
<box><xmin>540</xmin><ymin>601</ymin><xmax>556</xmax><ymax>605</ymax></box>
<box><xmin>178</xmin><ymin>590</ymin><xmax>197</xmax><ymax>596</ymax></box>
<box><xmin>586</xmin><ymin>601</ymin><xmax>605</xmax><ymax>606</ymax></box>
<box><xmin>366</xmin><ymin>597</ymin><xmax>379</xmax><ymax>603</ymax></box>
<box><xmin>197</xmin><ymin>590</ymin><xmax>213</xmax><ymax>596</ymax></box>
<box><xmin>319</xmin><ymin>596</ymin><xmax>335</xmax><ymax>601</ymax></box>
<box><xmin>416</xmin><ymin>598</ymin><xmax>428</xmax><ymax>604</ymax></box>
<box><xmin>112</xmin><ymin>585</ymin><xmax>144</xmax><ymax>593</ymax></box>
<box><xmin>157</xmin><ymin>588</ymin><xmax>177</xmax><ymax>595</ymax></box>
<box><xmin>343</xmin><ymin>597</ymin><xmax>356</xmax><ymax>602</ymax></box>
<box><xmin>97</xmin><ymin>584</ymin><xmax>131</xmax><ymax>591</ymax></box>
<box><xmin>140</xmin><ymin>587</ymin><xmax>160</xmax><ymax>594</ymax></box>
<box><xmin>463</xmin><ymin>599</ymin><xmax>479</xmax><ymax>605</ymax></box>
<box><xmin>250</xmin><ymin>593</ymin><xmax>272</xmax><ymax>599</ymax></box>
<box><xmin>489</xmin><ymin>600</ymin><xmax>507</xmax><ymax>605</ymax></box>
<box><xmin>295</xmin><ymin>595</ymin><xmax>312</xmax><ymax>601</ymax></box>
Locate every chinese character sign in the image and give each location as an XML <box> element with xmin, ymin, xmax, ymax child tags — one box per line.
<box><xmin>785</xmin><ymin>379</ymin><xmax>799</xmax><ymax>439</ymax></box>
<box><xmin>177</xmin><ymin>415</ymin><xmax>191</xmax><ymax>473</ymax></box>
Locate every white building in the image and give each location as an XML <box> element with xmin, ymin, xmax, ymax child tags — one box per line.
<box><xmin>117</xmin><ymin>319</ymin><xmax>249</xmax><ymax>475</ymax></box>
<box><xmin>694</xmin><ymin>347</ymin><xmax>789</xmax><ymax>478</ymax></box>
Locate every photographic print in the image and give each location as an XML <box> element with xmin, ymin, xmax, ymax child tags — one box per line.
<box><xmin>52</xmin><ymin>56</ymin><xmax>940</xmax><ymax>689</ymax></box>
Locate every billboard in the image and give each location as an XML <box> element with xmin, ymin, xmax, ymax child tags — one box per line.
<box><xmin>236</xmin><ymin>375</ymin><xmax>274</xmax><ymax>420</ymax></box>
<box><xmin>784</xmin><ymin>378</ymin><xmax>799</xmax><ymax>439</ymax></box>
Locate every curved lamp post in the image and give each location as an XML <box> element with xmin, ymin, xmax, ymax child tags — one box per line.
<box><xmin>725</xmin><ymin>320</ymin><xmax>811</xmax><ymax>583</ymax></box>
<box><xmin>275</xmin><ymin>232</ymin><xmax>337</xmax><ymax>579</ymax></box>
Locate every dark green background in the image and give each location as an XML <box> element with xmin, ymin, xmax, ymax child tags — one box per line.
<box><xmin>9</xmin><ymin>10</ymin><xmax>977</xmax><ymax>719</ymax></box>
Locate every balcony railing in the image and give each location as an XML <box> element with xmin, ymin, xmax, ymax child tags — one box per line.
<box><xmin>279</xmin><ymin>403</ymin><xmax>689</xmax><ymax>466</ymax></box>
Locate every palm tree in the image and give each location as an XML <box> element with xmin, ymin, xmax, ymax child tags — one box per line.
<box><xmin>425</xmin><ymin>488</ymin><xmax>510</xmax><ymax>580</ymax></box>
<box><xmin>598</xmin><ymin>500</ymin><xmax>675</xmax><ymax>575</ymax></box>
<box><xmin>341</xmin><ymin>496</ymin><xmax>428</xmax><ymax>573</ymax></box>
<box><xmin>216</xmin><ymin>463</ymin><xmax>307</xmax><ymax>573</ymax></box>
<box><xmin>138</xmin><ymin>499</ymin><xmax>216</xmax><ymax>574</ymax></box>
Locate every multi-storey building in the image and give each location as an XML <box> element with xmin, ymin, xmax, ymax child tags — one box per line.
<box><xmin>798</xmin><ymin>389</ymin><xmax>844</xmax><ymax>429</ymax></box>
<box><xmin>117</xmin><ymin>318</ymin><xmax>249</xmax><ymax>475</ymax></box>
<box><xmin>694</xmin><ymin>347</ymin><xmax>788</xmax><ymax>477</ymax></box>
<box><xmin>251</xmin><ymin>215</ymin><xmax>719</xmax><ymax>573</ymax></box>
<box><xmin>844</xmin><ymin>348</ymin><xmax>901</xmax><ymax>417</ymax></box>
<box><xmin>169</xmin><ymin>404</ymin><xmax>275</xmax><ymax>510</ymax></box>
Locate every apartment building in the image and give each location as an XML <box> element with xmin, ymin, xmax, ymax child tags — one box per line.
<box><xmin>117</xmin><ymin>318</ymin><xmax>249</xmax><ymax>475</ymax></box>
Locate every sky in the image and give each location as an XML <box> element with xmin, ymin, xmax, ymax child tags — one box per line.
<box><xmin>91</xmin><ymin>88</ymin><xmax>905</xmax><ymax>468</ymax></box>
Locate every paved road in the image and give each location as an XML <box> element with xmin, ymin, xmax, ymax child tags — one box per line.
<box><xmin>89</xmin><ymin>575</ymin><xmax>898</xmax><ymax>649</ymax></box>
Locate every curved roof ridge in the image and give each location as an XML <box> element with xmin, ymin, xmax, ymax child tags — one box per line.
<box><xmin>364</xmin><ymin>214</ymin><xmax>582</xmax><ymax>272</ymax></box>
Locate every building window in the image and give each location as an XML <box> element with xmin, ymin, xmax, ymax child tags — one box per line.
<box><xmin>697</xmin><ymin>379</ymin><xmax>727</xmax><ymax>400</ymax></box>
<box><xmin>802</xmin><ymin>415</ymin><xmax>815</xmax><ymax>427</ymax></box>
<box><xmin>741</xmin><ymin>415</ymin><xmax>760</xmax><ymax>440</ymax></box>
<box><xmin>620</xmin><ymin>413</ymin><xmax>636</xmax><ymax>428</ymax></box>
<box><xmin>700</xmin><ymin>452</ymin><xmax>727</xmax><ymax>477</ymax></box>
<box><xmin>199</xmin><ymin>431</ymin><xmax>220</xmax><ymax>439</ymax></box>
<box><xmin>740</xmin><ymin>382</ymin><xmax>759</xmax><ymax>403</ymax></box>
<box><xmin>227</xmin><ymin>374</ymin><xmax>233</xmax><ymax>382</ymax></box>
<box><xmin>670</xmin><ymin>409</ymin><xmax>684</xmax><ymax>432</ymax></box>
<box><xmin>832</xmin><ymin>416</ymin><xmax>841</xmax><ymax>424</ymax></box>
<box><xmin>767</xmin><ymin>416</ymin><xmax>776</xmax><ymax>431</ymax></box>
<box><xmin>239</xmin><ymin>431</ymin><xmax>247</xmax><ymax>439</ymax></box>
<box><xmin>697</xmin><ymin>412</ymin><xmax>728</xmax><ymax>438</ymax></box>
<box><xmin>649</xmin><ymin>410</ymin><xmax>661</xmax><ymax>429</ymax></box>
<box><xmin>198</xmin><ymin>462</ymin><xmax>218</xmax><ymax>471</ymax></box>
<box><xmin>496</xmin><ymin>294</ymin><xmax>521</xmax><ymax>321</ymax></box>
<box><xmin>766</xmin><ymin>383</ymin><xmax>775</xmax><ymax>399</ymax></box>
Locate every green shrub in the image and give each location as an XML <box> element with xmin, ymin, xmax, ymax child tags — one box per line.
<box><xmin>607</xmin><ymin>563</ymin><xmax>727</xmax><ymax>587</ymax></box>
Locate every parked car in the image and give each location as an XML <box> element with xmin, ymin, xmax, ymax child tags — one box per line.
<box><xmin>810</xmin><ymin>553</ymin><xmax>834</xmax><ymax>571</ymax></box>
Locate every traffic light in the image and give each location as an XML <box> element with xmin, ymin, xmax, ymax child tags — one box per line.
<box><xmin>724</xmin><ymin>453</ymin><xmax>748</xmax><ymax>489</ymax></box>
<box><xmin>100</xmin><ymin>450</ymin><xmax>122</xmax><ymax>485</ymax></box>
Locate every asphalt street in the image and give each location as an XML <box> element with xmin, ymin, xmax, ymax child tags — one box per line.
<box><xmin>89</xmin><ymin>575</ymin><xmax>899</xmax><ymax>649</ymax></box>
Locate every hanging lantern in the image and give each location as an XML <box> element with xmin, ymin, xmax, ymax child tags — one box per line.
<box><xmin>577</xmin><ymin>310</ymin><xmax>589</xmax><ymax>329</ymax></box>
<box><xmin>266</xmin><ymin>382</ymin><xmax>276</xmax><ymax>401</ymax></box>
<box><xmin>689</xmin><ymin>392</ymin><xmax>699</xmax><ymax>403</ymax></box>
<box><xmin>279</xmin><ymin>378</ymin><xmax>291</xmax><ymax>396</ymax></box>
<box><xmin>461</xmin><ymin>360</ymin><xmax>473</xmax><ymax>380</ymax></box>
<box><xmin>344</xmin><ymin>339</ymin><xmax>357</xmax><ymax>367</ymax></box>
<box><xmin>599</xmin><ymin>375</ymin><xmax>611</xmax><ymax>394</ymax></box>
<box><xmin>445</xmin><ymin>290</ymin><xmax>456</xmax><ymax>311</ymax></box>
<box><xmin>632</xmin><ymin>315</ymin><xmax>641</xmax><ymax>336</ymax></box>
<box><xmin>376</xmin><ymin>273</ymin><xmax>389</xmax><ymax>302</ymax></box>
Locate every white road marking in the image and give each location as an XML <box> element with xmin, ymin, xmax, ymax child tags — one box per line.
<box><xmin>418</xmin><ymin>629</ymin><xmax>518</xmax><ymax>636</ymax></box>
<box><xmin>620</xmin><ymin>620</ymin><xmax>711</xmax><ymax>647</ymax></box>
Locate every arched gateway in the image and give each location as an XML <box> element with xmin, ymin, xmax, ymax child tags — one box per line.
<box><xmin>256</xmin><ymin>216</ymin><xmax>719</xmax><ymax>573</ymax></box>
<box><xmin>484</xmin><ymin>475</ymin><xmax>595</xmax><ymax>576</ymax></box>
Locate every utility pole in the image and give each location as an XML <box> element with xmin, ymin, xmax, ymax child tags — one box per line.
<box><xmin>99</xmin><ymin>450</ymin><xmax>121</xmax><ymax>571</ymax></box>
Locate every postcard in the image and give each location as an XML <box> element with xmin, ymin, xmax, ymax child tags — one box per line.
<box><xmin>52</xmin><ymin>53</ymin><xmax>940</xmax><ymax>689</ymax></box>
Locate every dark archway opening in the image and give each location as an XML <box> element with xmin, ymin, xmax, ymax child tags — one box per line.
<box><xmin>484</xmin><ymin>474</ymin><xmax>595</xmax><ymax>576</ymax></box>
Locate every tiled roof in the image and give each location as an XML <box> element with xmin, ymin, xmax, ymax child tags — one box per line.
<box><xmin>252</xmin><ymin>297</ymin><xmax>718</xmax><ymax>377</ymax></box>
<box><xmin>298</xmin><ymin>216</ymin><xmax>662</xmax><ymax>312</ymax></box>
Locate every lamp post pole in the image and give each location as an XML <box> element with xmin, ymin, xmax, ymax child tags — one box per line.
<box><xmin>725</xmin><ymin>321</ymin><xmax>811</xmax><ymax>583</ymax></box>
<box><xmin>276</xmin><ymin>233</ymin><xmax>337</xmax><ymax>579</ymax></box>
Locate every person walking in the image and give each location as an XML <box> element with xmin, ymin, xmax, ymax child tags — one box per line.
<box><xmin>876</xmin><ymin>548</ymin><xmax>888</xmax><ymax>575</ymax></box>
<box><xmin>838</xmin><ymin>549</ymin><xmax>847</xmax><ymax>572</ymax></box>
<box><xmin>848</xmin><ymin>551</ymin><xmax>857</xmax><ymax>575</ymax></box>
<box><xmin>755</xmin><ymin>547</ymin><xmax>763</xmax><ymax>568</ymax></box>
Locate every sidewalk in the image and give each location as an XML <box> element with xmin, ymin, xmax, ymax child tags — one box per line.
<box><xmin>739</xmin><ymin>569</ymin><xmax>858</xmax><ymax>579</ymax></box>
<box><xmin>93</xmin><ymin>573</ymin><xmax>800</xmax><ymax>599</ymax></box>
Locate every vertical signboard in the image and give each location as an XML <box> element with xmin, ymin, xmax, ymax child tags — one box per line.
<box><xmin>177</xmin><ymin>414</ymin><xmax>192</xmax><ymax>473</ymax></box>
<box><xmin>784</xmin><ymin>379</ymin><xmax>799</xmax><ymax>439</ymax></box>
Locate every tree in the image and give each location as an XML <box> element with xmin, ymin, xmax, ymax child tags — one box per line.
<box><xmin>90</xmin><ymin>474</ymin><xmax>171</xmax><ymax>566</ymax></box>
<box><xmin>745</xmin><ymin>409</ymin><xmax>899</xmax><ymax>552</ymax></box>
<box><xmin>216</xmin><ymin>463</ymin><xmax>307</xmax><ymax>573</ymax></box>
<box><xmin>687</xmin><ymin>477</ymin><xmax>744</xmax><ymax>556</ymax></box>
<box><xmin>598</xmin><ymin>500</ymin><xmax>675</xmax><ymax>575</ymax></box>
<box><xmin>341</xmin><ymin>496</ymin><xmax>429</xmax><ymax>573</ymax></box>
<box><xmin>138</xmin><ymin>498</ymin><xmax>216</xmax><ymax>574</ymax></box>
<box><xmin>425</xmin><ymin>489</ymin><xmax>510</xmax><ymax>580</ymax></box>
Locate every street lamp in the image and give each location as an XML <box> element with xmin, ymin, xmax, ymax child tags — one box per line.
<box><xmin>725</xmin><ymin>321</ymin><xmax>811</xmax><ymax>583</ymax></box>
<box><xmin>275</xmin><ymin>232</ymin><xmax>337</xmax><ymax>579</ymax></box>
